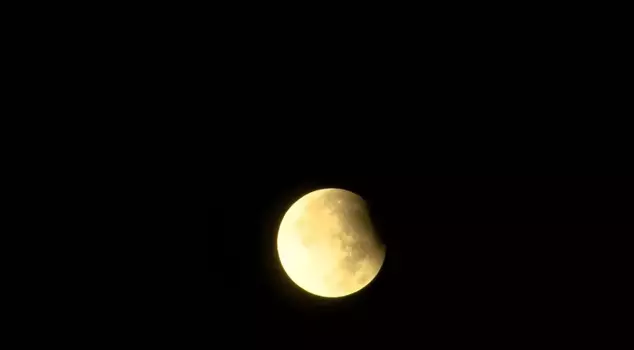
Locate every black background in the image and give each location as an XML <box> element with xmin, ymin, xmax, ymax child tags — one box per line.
<box><xmin>219</xmin><ymin>176</ymin><xmax>629</xmax><ymax>345</ymax></box>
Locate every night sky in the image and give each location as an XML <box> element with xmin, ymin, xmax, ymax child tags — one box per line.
<box><xmin>219</xmin><ymin>176</ymin><xmax>628</xmax><ymax>345</ymax></box>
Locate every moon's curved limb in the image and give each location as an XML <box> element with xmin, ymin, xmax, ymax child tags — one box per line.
<box><xmin>277</xmin><ymin>188</ymin><xmax>386</xmax><ymax>298</ymax></box>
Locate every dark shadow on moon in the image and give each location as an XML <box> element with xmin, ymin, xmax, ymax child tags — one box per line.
<box><xmin>322</xmin><ymin>190</ymin><xmax>385</xmax><ymax>290</ymax></box>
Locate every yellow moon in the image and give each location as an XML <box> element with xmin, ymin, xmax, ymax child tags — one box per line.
<box><xmin>277</xmin><ymin>188</ymin><xmax>386</xmax><ymax>298</ymax></box>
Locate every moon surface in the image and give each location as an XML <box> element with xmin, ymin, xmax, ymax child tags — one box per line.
<box><xmin>277</xmin><ymin>188</ymin><xmax>386</xmax><ymax>298</ymax></box>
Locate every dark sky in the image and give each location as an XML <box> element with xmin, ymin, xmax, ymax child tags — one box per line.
<box><xmin>219</xmin><ymin>176</ymin><xmax>628</xmax><ymax>345</ymax></box>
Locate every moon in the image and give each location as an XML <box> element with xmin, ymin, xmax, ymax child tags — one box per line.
<box><xmin>277</xmin><ymin>188</ymin><xmax>386</xmax><ymax>298</ymax></box>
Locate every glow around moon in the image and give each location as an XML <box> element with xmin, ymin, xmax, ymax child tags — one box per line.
<box><xmin>277</xmin><ymin>188</ymin><xmax>386</xmax><ymax>298</ymax></box>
